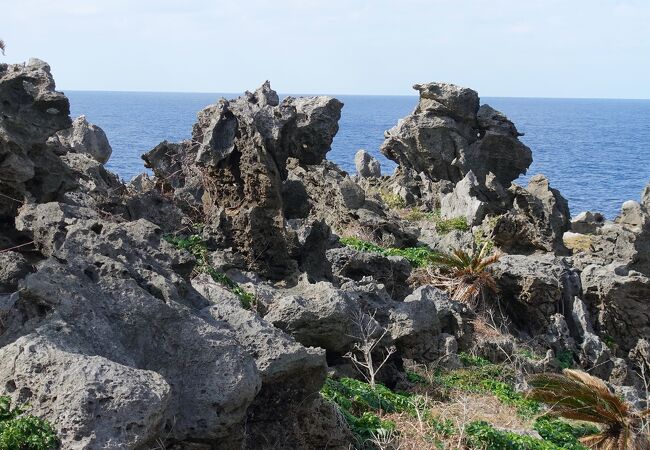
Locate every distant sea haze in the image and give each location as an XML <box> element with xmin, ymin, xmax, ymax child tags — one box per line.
<box><xmin>67</xmin><ymin>91</ymin><xmax>650</xmax><ymax>219</ymax></box>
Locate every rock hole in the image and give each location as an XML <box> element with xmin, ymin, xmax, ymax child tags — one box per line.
<box><xmin>90</xmin><ymin>223</ymin><xmax>103</xmax><ymax>234</ymax></box>
<box><xmin>5</xmin><ymin>380</ymin><xmax>16</xmax><ymax>393</ymax></box>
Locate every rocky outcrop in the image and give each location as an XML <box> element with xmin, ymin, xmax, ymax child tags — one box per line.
<box><xmin>47</xmin><ymin>115</ymin><xmax>113</xmax><ymax>163</ymax></box>
<box><xmin>380</xmin><ymin>82</ymin><xmax>532</xmax><ymax>188</ymax></box>
<box><xmin>492</xmin><ymin>175</ymin><xmax>571</xmax><ymax>254</ymax></box>
<box><xmin>143</xmin><ymin>82</ymin><xmax>343</xmax><ymax>280</ymax></box>
<box><xmin>354</xmin><ymin>149</ymin><xmax>381</xmax><ymax>178</ymax></box>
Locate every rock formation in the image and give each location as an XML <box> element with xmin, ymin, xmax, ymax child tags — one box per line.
<box><xmin>1</xmin><ymin>59</ymin><xmax>649</xmax><ymax>448</ymax></box>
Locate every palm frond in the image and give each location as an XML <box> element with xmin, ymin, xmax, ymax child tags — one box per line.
<box><xmin>0</xmin><ymin>40</ymin><xmax>5</xmax><ymax>55</ymax></box>
<box><xmin>528</xmin><ymin>369</ymin><xmax>650</xmax><ymax>450</ymax></box>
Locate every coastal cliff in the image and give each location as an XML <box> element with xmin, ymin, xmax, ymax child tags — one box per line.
<box><xmin>1</xmin><ymin>59</ymin><xmax>649</xmax><ymax>449</ymax></box>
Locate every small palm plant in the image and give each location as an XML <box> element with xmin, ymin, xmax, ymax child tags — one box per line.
<box><xmin>430</xmin><ymin>242</ymin><xmax>501</xmax><ymax>307</ymax></box>
<box><xmin>528</xmin><ymin>369</ymin><xmax>650</xmax><ymax>449</ymax></box>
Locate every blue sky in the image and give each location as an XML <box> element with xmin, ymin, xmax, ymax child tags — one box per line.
<box><xmin>2</xmin><ymin>0</ymin><xmax>649</xmax><ymax>98</ymax></box>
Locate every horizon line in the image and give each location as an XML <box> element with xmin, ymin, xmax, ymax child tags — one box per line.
<box><xmin>61</xmin><ymin>88</ymin><xmax>650</xmax><ymax>102</ymax></box>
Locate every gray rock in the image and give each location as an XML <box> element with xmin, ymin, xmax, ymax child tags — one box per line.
<box><xmin>144</xmin><ymin>82</ymin><xmax>342</xmax><ymax>280</ymax></box>
<box><xmin>48</xmin><ymin>115</ymin><xmax>113</xmax><ymax>164</ymax></box>
<box><xmin>380</xmin><ymin>82</ymin><xmax>531</xmax><ymax>187</ymax></box>
<box><xmin>388</xmin><ymin>286</ymin><xmax>444</xmax><ymax>361</ymax></box>
<box><xmin>617</xmin><ymin>200</ymin><xmax>645</xmax><ymax>231</ymax></box>
<box><xmin>493</xmin><ymin>174</ymin><xmax>570</xmax><ymax>253</ymax></box>
<box><xmin>440</xmin><ymin>170</ymin><xmax>488</xmax><ymax>225</ymax></box>
<box><xmin>0</xmin><ymin>251</ymin><xmax>31</xmax><ymax>291</ymax></box>
<box><xmin>264</xmin><ymin>281</ymin><xmax>357</xmax><ymax>353</ymax></box>
<box><xmin>571</xmin><ymin>211</ymin><xmax>605</xmax><ymax>234</ymax></box>
<box><xmin>355</xmin><ymin>149</ymin><xmax>381</xmax><ymax>178</ymax></box>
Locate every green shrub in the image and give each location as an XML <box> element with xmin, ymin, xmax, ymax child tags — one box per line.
<box><xmin>339</xmin><ymin>237</ymin><xmax>440</xmax><ymax>267</ymax></box>
<box><xmin>555</xmin><ymin>350</ymin><xmax>574</xmax><ymax>370</ymax></box>
<box><xmin>164</xmin><ymin>234</ymin><xmax>254</xmax><ymax>309</ymax></box>
<box><xmin>435</xmin><ymin>216</ymin><xmax>469</xmax><ymax>234</ymax></box>
<box><xmin>404</xmin><ymin>209</ymin><xmax>437</xmax><ymax>222</ymax></box>
<box><xmin>435</xmin><ymin>361</ymin><xmax>540</xmax><ymax>418</ymax></box>
<box><xmin>533</xmin><ymin>417</ymin><xmax>594</xmax><ymax>449</ymax></box>
<box><xmin>465</xmin><ymin>421</ymin><xmax>568</xmax><ymax>449</ymax></box>
<box><xmin>379</xmin><ymin>190</ymin><xmax>407</xmax><ymax>209</ymax></box>
<box><xmin>0</xmin><ymin>396</ymin><xmax>59</xmax><ymax>450</ymax></box>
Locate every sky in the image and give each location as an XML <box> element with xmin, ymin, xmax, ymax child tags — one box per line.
<box><xmin>1</xmin><ymin>0</ymin><xmax>650</xmax><ymax>98</ymax></box>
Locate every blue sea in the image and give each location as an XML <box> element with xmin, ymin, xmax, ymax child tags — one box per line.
<box><xmin>67</xmin><ymin>91</ymin><xmax>650</xmax><ymax>219</ymax></box>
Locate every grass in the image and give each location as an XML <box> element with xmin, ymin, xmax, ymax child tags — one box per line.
<box><xmin>379</xmin><ymin>190</ymin><xmax>407</xmax><ymax>210</ymax></box>
<box><xmin>322</xmin><ymin>358</ymin><xmax>597</xmax><ymax>449</ymax></box>
<box><xmin>0</xmin><ymin>396</ymin><xmax>59</xmax><ymax>450</ymax></box>
<box><xmin>164</xmin><ymin>234</ymin><xmax>254</xmax><ymax>309</ymax></box>
<box><xmin>403</xmin><ymin>208</ymin><xmax>470</xmax><ymax>235</ymax></box>
<box><xmin>339</xmin><ymin>237</ymin><xmax>441</xmax><ymax>268</ymax></box>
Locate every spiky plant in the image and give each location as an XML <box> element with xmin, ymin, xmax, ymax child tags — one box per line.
<box><xmin>528</xmin><ymin>369</ymin><xmax>650</xmax><ymax>450</ymax></box>
<box><xmin>430</xmin><ymin>242</ymin><xmax>501</xmax><ymax>306</ymax></box>
<box><xmin>0</xmin><ymin>40</ymin><xmax>5</xmax><ymax>55</ymax></box>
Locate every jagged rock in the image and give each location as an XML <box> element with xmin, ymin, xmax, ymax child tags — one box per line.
<box><xmin>492</xmin><ymin>254</ymin><xmax>572</xmax><ymax>334</ymax></box>
<box><xmin>193</xmin><ymin>276</ymin><xmax>342</xmax><ymax>448</ymax></box>
<box><xmin>618</xmin><ymin>200</ymin><xmax>645</xmax><ymax>231</ymax></box>
<box><xmin>326</xmin><ymin>246</ymin><xmax>412</xmax><ymax>300</ymax></box>
<box><xmin>581</xmin><ymin>263</ymin><xmax>650</xmax><ymax>353</ymax></box>
<box><xmin>144</xmin><ymin>82</ymin><xmax>343</xmax><ymax>280</ymax></box>
<box><xmin>493</xmin><ymin>175</ymin><xmax>570</xmax><ymax>253</ymax></box>
<box><xmin>388</xmin><ymin>286</ymin><xmax>443</xmax><ymax>361</ymax></box>
<box><xmin>0</xmin><ymin>251</ymin><xmax>31</xmax><ymax>291</ymax></box>
<box><xmin>264</xmin><ymin>281</ymin><xmax>358</xmax><ymax>354</ymax></box>
<box><xmin>571</xmin><ymin>211</ymin><xmax>605</xmax><ymax>234</ymax></box>
<box><xmin>47</xmin><ymin>115</ymin><xmax>112</xmax><ymax>164</ymax></box>
<box><xmin>439</xmin><ymin>170</ymin><xmax>488</xmax><ymax>225</ymax></box>
<box><xmin>354</xmin><ymin>149</ymin><xmax>381</xmax><ymax>178</ymax></box>
<box><xmin>380</xmin><ymin>82</ymin><xmax>532</xmax><ymax>187</ymax></box>
<box><xmin>0</xmin><ymin>59</ymin><xmax>76</xmax><ymax>220</ymax></box>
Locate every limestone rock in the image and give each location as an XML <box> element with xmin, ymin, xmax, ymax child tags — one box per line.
<box><xmin>354</xmin><ymin>149</ymin><xmax>381</xmax><ymax>178</ymax></box>
<box><xmin>48</xmin><ymin>115</ymin><xmax>112</xmax><ymax>164</ymax></box>
<box><xmin>144</xmin><ymin>83</ymin><xmax>342</xmax><ymax>280</ymax></box>
<box><xmin>380</xmin><ymin>82</ymin><xmax>532</xmax><ymax>186</ymax></box>
<box><xmin>439</xmin><ymin>170</ymin><xmax>488</xmax><ymax>225</ymax></box>
<box><xmin>0</xmin><ymin>251</ymin><xmax>31</xmax><ymax>291</ymax></box>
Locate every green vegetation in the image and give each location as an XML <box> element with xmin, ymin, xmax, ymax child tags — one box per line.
<box><xmin>435</xmin><ymin>356</ymin><xmax>540</xmax><ymax>418</ymax></box>
<box><xmin>465</xmin><ymin>420</ymin><xmax>588</xmax><ymax>450</ymax></box>
<box><xmin>435</xmin><ymin>215</ymin><xmax>469</xmax><ymax>234</ymax></box>
<box><xmin>528</xmin><ymin>369</ymin><xmax>650</xmax><ymax>449</ymax></box>
<box><xmin>339</xmin><ymin>237</ymin><xmax>440</xmax><ymax>268</ymax></box>
<box><xmin>430</xmin><ymin>242</ymin><xmax>501</xmax><ymax>306</ymax></box>
<box><xmin>0</xmin><ymin>396</ymin><xmax>59</xmax><ymax>450</ymax></box>
<box><xmin>400</xmin><ymin>207</ymin><xmax>469</xmax><ymax>234</ymax></box>
<box><xmin>379</xmin><ymin>190</ymin><xmax>406</xmax><ymax>209</ymax></box>
<box><xmin>556</xmin><ymin>349</ymin><xmax>574</xmax><ymax>369</ymax></box>
<box><xmin>164</xmin><ymin>234</ymin><xmax>254</xmax><ymax>309</ymax></box>
<box><xmin>321</xmin><ymin>378</ymin><xmax>404</xmax><ymax>441</ymax></box>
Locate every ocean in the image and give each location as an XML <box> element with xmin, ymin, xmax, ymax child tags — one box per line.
<box><xmin>67</xmin><ymin>91</ymin><xmax>650</xmax><ymax>219</ymax></box>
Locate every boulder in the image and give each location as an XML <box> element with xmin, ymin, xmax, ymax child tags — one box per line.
<box><xmin>439</xmin><ymin>170</ymin><xmax>488</xmax><ymax>225</ymax></box>
<box><xmin>571</xmin><ymin>211</ymin><xmax>605</xmax><ymax>234</ymax></box>
<box><xmin>492</xmin><ymin>254</ymin><xmax>573</xmax><ymax>334</ymax></box>
<box><xmin>581</xmin><ymin>263</ymin><xmax>650</xmax><ymax>353</ymax></box>
<box><xmin>0</xmin><ymin>59</ymin><xmax>76</xmax><ymax>220</ymax></box>
<box><xmin>354</xmin><ymin>149</ymin><xmax>381</xmax><ymax>178</ymax></box>
<box><xmin>493</xmin><ymin>175</ymin><xmax>570</xmax><ymax>254</ymax></box>
<box><xmin>143</xmin><ymin>82</ymin><xmax>342</xmax><ymax>280</ymax></box>
<box><xmin>47</xmin><ymin>115</ymin><xmax>112</xmax><ymax>164</ymax></box>
<box><xmin>380</xmin><ymin>82</ymin><xmax>532</xmax><ymax>187</ymax></box>
<box><xmin>0</xmin><ymin>251</ymin><xmax>31</xmax><ymax>291</ymax></box>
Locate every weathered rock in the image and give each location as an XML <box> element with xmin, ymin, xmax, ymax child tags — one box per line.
<box><xmin>581</xmin><ymin>263</ymin><xmax>650</xmax><ymax>353</ymax></box>
<box><xmin>0</xmin><ymin>251</ymin><xmax>31</xmax><ymax>291</ymax></box>
<box><xmin>439</xmin><ymin>170</ymin><xmax>488</xmax><ymax>225</ymax></box>
<box><xmin>264</xmin><ymin>280</ymin><xmax>357</xmax><ymax>354</ymax></box>
<box><xmin>571</xmin><ymin>211</ymin><xmax>605</xmax><ymax>234</ymax></box>
<box><xmin>388</xmin><ymin>286</ymin><xmax>443</xmax><ymax>361</ymax></box>
<box><xmin>380</xmin><ymin>82</ymin><xmax>532</xmax><ymax>187</ymax></box>
<box><xmin>354</xmin><ymin>149</ymin><xmax>381</xmax><ymax>178</ymax></box>
<box><xmin>47</xmin><ymin>115</ymin><xmax>112</xmax><ymax>164</ymax></box>
<box><xmin>493</xmin><ymin>175</ymin><xmax>570</xmax><ymax>254</ymax></box>
<box><xmin>0</xmin><ymin>59</ymin><xmax>76</xmax><ymax>220</ymax></box>
<box><xmin>143</xmin><ymin>83</ymin><xmax>342</xmax><ymax>280</ymax></box>
<box><xmin>326</xmin><ymin>246</ymin><xmax>412</xmax><ymax>300</ymax></box>
<box><xmin>492</xmin><ymin>254</ymin><xmax>572</xmax><ymax>334</ymax></box>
